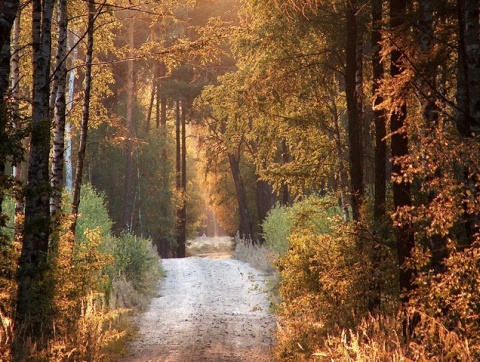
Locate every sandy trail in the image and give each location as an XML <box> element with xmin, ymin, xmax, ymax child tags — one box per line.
<box><xmin>120</xmin><ymin>255</ymin><xmax>275</xmax><ymax>362</ymax></box>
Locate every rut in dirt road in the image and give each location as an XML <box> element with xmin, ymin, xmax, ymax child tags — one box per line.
<box><xmin>120</xmin><ymin>257</ymin><xmax>276</xmax><ymax>362</ymax></box>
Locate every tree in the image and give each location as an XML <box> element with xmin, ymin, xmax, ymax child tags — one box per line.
<box><xmin>15</xmin><ymin>0</ymin><xmax>55</xmax><ymax>352</ymax></box>
<box><xmin>345</xmin><ymin>0</ymin><xmax>364</xmax><ymax>222</ymax></box>
<box><xmin>71</xmin><ymin>0</ymin><xmax>99</xmax><ymax>235</ymax></box>
<box><xmin>0</xmin><ymin>0</ymin><xmax>21</xmax><ymax>222</ymax></box>
<box><xmin>122</xmin><ymin>14</ymin><xmax>135</xmax><ymax>231</ymax></box>
<box><xmin>50</xmin><ymin>0</ymin><xmax>68</xmax><ymax>219</ymax></box>
<box><xmin>389</xmin><ymin>0</ymin><xmax>415</xmax><ymax>305</ymax></box>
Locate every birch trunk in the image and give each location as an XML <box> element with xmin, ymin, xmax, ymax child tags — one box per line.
<box><xmin>50</xmin><ymin>0</ymin><xmax>68</xmax><ymax>219</ymax></box>
<box><xmin>65</xmin><ymin>32</ymin><xmax>78</xmax><ymax>193</ymax></box>
<box><xmin>15</xmin><ymin>0</ymin><xmax>55</xmax><ymax>352</ymax></box>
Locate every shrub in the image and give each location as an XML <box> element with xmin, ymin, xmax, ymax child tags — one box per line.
<box><xmin>110</xmin><ymin>232</ymin><xmax>161</xmax><ymax>297</ymax></box>
<box><xmin>262</xmin><ymin>204</ymin><xmax>292</xmax><ymax>255</ymax></box>
<box><xmin>75</xmin><ymin>184</ymin><xmax>113</xmax><ymax>244</ymax></box>
<box><xmin>273</xmin><ymin>195</ymin><xmax>399</xmax><ymax>361</ymax></box>
<box><xmin>0</xmin><ymin>185</ymin><xmax>162</xmax><ymax>360</ymax></box>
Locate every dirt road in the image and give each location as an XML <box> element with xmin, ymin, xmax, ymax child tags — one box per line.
<box><xmin>120</xmin><ymin>256</ymin><xmax>276</xmax><ymax>362</ymax></box>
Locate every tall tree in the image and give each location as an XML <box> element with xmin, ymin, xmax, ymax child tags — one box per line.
<box><xmin>372</xmin><ymin>0</ymin><xmax>386</xmax><ymax>224</ymax></box>
<box><xmin>122</xmin><ymin>16</ymin><xmax>135</xmax><ymax>231</ymax></box>
<box><xmin>0</xmin><ymin>0</ymin><xmax>21</xmax><ymax>222</ymax></box>
<box><xmin>228</xmin><ymin>150</ymin><xmax>253</xmax><ymax>240</ymax></box>
<box><xmin>345</xmin><ymin>0</ymin><xmax>364</xmax><ymax>221</ymax></box>
<box><xmin>15</xmin><ymin>0</ymin><xmax>55</xmax><ymax>352</ymax></box>
<box><xmin>370</xmin><ymin>0</ymin><xmax>385</xmax><ymax>312</ymax></box>
<box><xmin>177</xmin><ymin>100</ymin><xmax>187</xmax><ymax>258</ymax></box>
<box><xmin>50</xmin><ymin>0</ymin><xmax>68</xmax><ymax>219</ymax></box>
<box><xmin>10</xmin><ymin>3</ymin><xmax>23</xmax><ymax>241</ymax></box>
<box><xmin>65</xmin><ymin>31</ymin><xmax>78</xmax><ymax>193</ymax></box>
<box><xmin>71</xmin><ymin>0</ymin><xmax>97</xmax><ymax>234</ymax></box>
<box><xmin>456</xmin><ymin>0</ymin><xmax>480</xmax><ymax>246</ymax></box>
<box><xmin>390</xmin><ymin>0</ymin><xmax>415</xmax><ymax>304</ymax></box>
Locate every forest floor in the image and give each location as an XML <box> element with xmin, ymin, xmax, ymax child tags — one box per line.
<box><xmin>119</xmin><ymin>237</ymin><xmax>276</xmax><ymax>362</ymax></box>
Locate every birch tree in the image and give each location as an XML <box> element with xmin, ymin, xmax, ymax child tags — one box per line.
<box><xmin>50</xmin><ymin>0</ymin><xmax>68</xmax><ymax>219</ymax></box>
<box><xmin>15</xmin><ymin>0</ymin><xmax>55</xmax><ymax>352</ymax></box>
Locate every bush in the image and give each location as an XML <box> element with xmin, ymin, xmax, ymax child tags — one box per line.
<box><xmin>0</xmin><ymin>185</ymin><xmax>162</xmax><ymax>360</ymax></box>
<box><xmin>76</xmin><ymin>184</ymin><xmax>113</xmax><ymax>244</ymax></box>
<box><xmin>262</xmin><ymin>204</ymin><xmax>292</xmax><ymax>255</ymax></box>
<box><xmin>272</xmin><ymin>195</ymin><xmax>399</xmax><ymax>361</ymax></box>
<box><xmin>110</xmin><ymin>233</ymin><xmax>161</xmax><ymax>297</ymax></box>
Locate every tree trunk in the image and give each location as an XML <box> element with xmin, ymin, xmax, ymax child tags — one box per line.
<box><xmin>0</xmin><ymin>0</ymin><xmax>20</xmax><ymax>223</ymax></box>
<box><xmin>50</xmin><ymin>0</ymin><xmax>68</xmax><ymax>220</ymax></box>
<box><xmin>370</xmin><ymin>0</ymin><xmax>385</xmax><ymax>312</ymax></box>
<box><xmin>65</xmin><ymin>32</ymin><xmax>78</xmax><ymax>193</ymax></box>
<box><xmin>176</xmin><ymin>100</ymin><xmax>187</xmax><ymax>258</ymax></box>
<box><xmin>331</xmin><ymin>95</ymin><xmax>350</xmax><ymax>222</ymax></box>
<box><xmin>465</xmin><ymin>0</ymin><xmax>480</xmax><ymax>129</ymax></box>
<box><xmin>15</xmin><ymin>0</ymin><xmax>55</xmax><ymax>352</ymax></box>
<box><xmin>71</xmin><ymin>0</ymin><xmax>96</xmax><ymax>235</ymax></box>
<box><xmin>345</xmin><ymin>0</ymin><xmax>364</xmax><ymax>221</ymax></box>
<box><xmin>390</xmin><ymin>0</ymin><xmax>415</xmax><ymax>305</ymax></box>
<box><xmin>145</xmin><ymin>71</ymin><xmax>156</xmax><ymax>132</ymax></box>
<box><xmin>11</xmin><ymin>4</ymin><xmax>23</xmax><ymax>240</ymax></box>
<box><xmin>175</xmin><ymin>98</ymin><xmax>182</xmax><ymax>257</ymax></box>
<box><xmin>457</xmin><ymin>0</ymin><xmax>480</xmax><ymax>246</ymax></box>
<box><xmin>251</xmin><ymin>137</ymin><xmax>275</xmax><ymax>242</ymax></box>
<box><xmin>122</xmin><ymin>18</ymin><xmax>135</xmax><ymax>231</ymax></box>
<box><xmin>255</xmin><ymin>176</ymin><xmax>274</xmax><ymax>241</ymax></box>
<box><xmin>228</xmin><ymin>152</ymin><xmax>253</xmax><ymax>241</ymax></box>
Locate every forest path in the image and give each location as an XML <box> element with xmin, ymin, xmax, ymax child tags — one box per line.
<box><xmin>119</xmin><ymin>245</ymin><xmax>275</xmax><ymax>362</ymax></box>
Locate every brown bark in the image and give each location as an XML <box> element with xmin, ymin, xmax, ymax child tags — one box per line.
<box><xmin>122</xmin><ymin>18</ymin><xmax>135</xmax><ymax>231</ymax></box>
<box><xmin>345</xmin><ymin>0</ymin><xmax>364</xmax><ymax>221</ymax></box>
<box><xmin>372</xmin><ymin>0</ymin><xmax>386</xmax><ymax>222</ymax></box>
<box><xmin>390</xmin><ymin>0</ymin><xmax>415</xmax><ymax>304</ymax></box>
<box><xmin>145</xmin><ymin>72</ymin><xmax>156</xmax><ymax>132</ymax></box>
<box><xmin>228</xmin><ymin>152</ymin><xmax>253</xmax><ymax>241</ymax></box>
<box><xmin>456</xmin><ymin>0</ymin><xmax>480</xmax><ymax>246</ymax></box>
<box><xmin>71</xmin><ymin>0</ymin><xmax>96</xmax><ymax>235</ymax></box>
<box><xmin>177</xmin><ymin>101</ymin><xmax>187</xmax><ymax>258</ymax></box>
<box><xmin>175</xmin><ymin>98</ymin><xmax>182</xmax><ymax>257</ymax></box>
<box><xmin>370</xmin><ymin>0</ymin><xmax>385</xmax><ymax>312</ymax></box>
<box><xmin>0</xmin><ymin>0</ymin><xmax>21</xmax><ymax>220</ymax></box>
<box><xmin>11</xmin><ymin>5</ymin><xmax>23</xmax><ymax>240</ymax></box>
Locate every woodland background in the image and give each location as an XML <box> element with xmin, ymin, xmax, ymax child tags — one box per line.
<box><xmin>0</xmin><ymin>0</ymin><xmax>480</xmax><ymax>361</ymax></box>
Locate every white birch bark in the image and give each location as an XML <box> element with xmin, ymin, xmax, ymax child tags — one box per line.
<box><xmin>50</xmin><ymin>0</ymin><xmax>68</xmax><ymax>218</ymax></box>
<box><xmin>65</xmin><ymin>32</ymin><xmax>78</xmax><ymax>193</ymax></box>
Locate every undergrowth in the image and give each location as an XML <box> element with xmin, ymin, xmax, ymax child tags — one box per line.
<box><xmin>0</xmin><ymin>185</ymin><xmax>162</xmax><ymax>361</ymax></box>
<box><xmin>264</xmin><ymin>194</ymin><xmax>478</xmax><ymax>361</ymax></box>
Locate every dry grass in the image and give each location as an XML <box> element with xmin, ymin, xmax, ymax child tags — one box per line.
<box><xmin>231</xmin><ymin>238</ymin><xmax>276</xmax><ymax>274</ymax></box>
<box><xmin>186</xmin><ymin>236</ymin><xmax>235</xmax><ymax>256</ymax></box>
